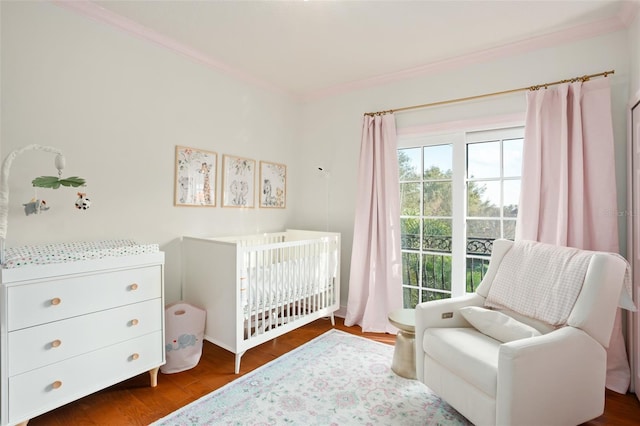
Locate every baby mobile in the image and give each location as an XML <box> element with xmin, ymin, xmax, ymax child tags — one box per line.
<box><xmin>0</xmin><ymin>144</ymin><xmax>90</xmax><ymax>264</ymax></box>
<box><xmin>28</xmin><ymin>156</ymin><xmax>89</xmax><ymax>214</ymax></box>
<box><xmin>0</xmin><ymin>144</ymin><xmax>89</xmax><ymax>220</ymax></box>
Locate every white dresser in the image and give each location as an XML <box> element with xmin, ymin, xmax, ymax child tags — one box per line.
<box><xmin>0</xmin><ymin>251</ymin><xmax>165</xmax><ymax>426</ymax></box>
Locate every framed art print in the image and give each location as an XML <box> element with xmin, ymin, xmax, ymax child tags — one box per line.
<box><xmin>174</xmin><ymin>146</ymin><xmax>217</xmax><ymax>207</ymax></box>
<box><xmin>222</xmin><ymin>154</ymin><xmax>256</xmax><ymax>208</ymax></box>
<box><xmin>259</xmin><ymin>161</ymin><xmax>286</xmax><ymax>208</ymax></box>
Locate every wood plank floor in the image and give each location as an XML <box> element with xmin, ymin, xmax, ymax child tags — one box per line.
<box><xmin>27</xmin><ymin>317</ymin><xmax>640</xmax><ymax>425</ymax></box>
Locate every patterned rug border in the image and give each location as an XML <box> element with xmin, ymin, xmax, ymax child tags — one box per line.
<box><xmin>151</xmin><ymin>328</ymin><xmax>469</xmax><ymax>426</ymax></box>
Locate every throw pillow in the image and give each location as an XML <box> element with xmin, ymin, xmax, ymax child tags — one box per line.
<box><xmin>459</xmin><ymin>306</ymin><xmax>542</xmax><ymax>343</ymax></box>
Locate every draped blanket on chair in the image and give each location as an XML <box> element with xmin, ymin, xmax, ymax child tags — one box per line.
<box><xmin>485</xmin><ymin>239</ymin><xmax>634</xmax><ymax>327</ymax></box>
<box><xmin>485</xmin><ymin>240</ymin><xmax>592</xmax><ymax>326</ymax></box>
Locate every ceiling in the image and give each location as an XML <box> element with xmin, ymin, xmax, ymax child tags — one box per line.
<box><xmin>87</xmin><ymin>0</ymin><xmax>637</xmax><ymax>99</ymax></box>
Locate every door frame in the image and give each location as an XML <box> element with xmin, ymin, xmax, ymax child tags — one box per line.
<box><xmin>627</xmin><ymin>90</ymin><xmax>640</xmax><ymax>399</ymax></box>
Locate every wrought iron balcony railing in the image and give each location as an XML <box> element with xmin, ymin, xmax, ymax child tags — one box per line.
<box><xmin>400</xmin><ymin>235</ymin><xmax>497</xmax><ymax>300</ymax></box>
<box><xmin>401</xmin><ymin>234</ymin><xmax>495</xmax><ymax>256</ymax></box>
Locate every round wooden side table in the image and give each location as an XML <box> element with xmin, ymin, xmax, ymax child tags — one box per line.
<box><xmin>388</xmin><ymin>308</ymin><xmax>416</xmax><ymax>379</ymax></box>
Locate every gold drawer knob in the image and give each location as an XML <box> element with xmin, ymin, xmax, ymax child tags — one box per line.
<box><xmin>129</xmin><ymin>283</ymin><xmax>139</xmax><ymax>291</ymax></box>
<box><xmin>52</xmin><ymin>380</ymin><xmax>62</xmax><ymax>389</ymax></box>
<box><xmin>50</xmin><ymin>297</ymin><xmax>61</xmax><ymax>306</ymax></box>
<box><xmin>130</xmin><ymin>319</ymin><xmax>139</xmax><ymax>326</ymax></box>
<box><xmin>131</xmin><ymin>353</ymin><xmax>140</xmax><ymax>361</ymax></box>
<box><xmin>51</xmin><ymin>339</ymin><xmax>62</xmax><ymax>348</ymax></box>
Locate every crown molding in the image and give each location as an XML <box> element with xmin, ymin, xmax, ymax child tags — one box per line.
<box><xmin>51</xmin><ymin>0</ymin><xmax>290</xmax><ymax>97</ymax></box>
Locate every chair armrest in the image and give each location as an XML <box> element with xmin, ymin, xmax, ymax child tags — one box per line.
<box><xmin>568</xmin><ymin>253</ymin><xmax>627</xmax><ymax>347</ymax></box>
<box><xmin>415</xmin><ymin>293</ymin><xmax>485</xmax><ymax>329</ymax></box>
<box><xmin>497</xmin><ymin>327</ymin><xmax>606</xmax><ymax>426</ymax></box>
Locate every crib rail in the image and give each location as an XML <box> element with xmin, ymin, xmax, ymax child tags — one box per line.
<box><xmin>239</xmin><ymin>235</ymin><xmax>339</xmax><ymax>343</ymax></box>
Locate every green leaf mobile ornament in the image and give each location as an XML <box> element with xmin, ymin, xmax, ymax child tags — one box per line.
<box><xmin>31</xmin><ymin>176</ymin><xmax>86</xmax><ymax>189</ymax></box>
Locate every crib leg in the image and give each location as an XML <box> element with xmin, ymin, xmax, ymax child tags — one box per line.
<box><xmin>235</xmin><ymin>351</ymin><xmax>245</xmax><ymax>374</ymax></box>
<box><xmin>330</xmin><ymin>312</ymin><xmax>335</xmax><ymax>327</ymax></box>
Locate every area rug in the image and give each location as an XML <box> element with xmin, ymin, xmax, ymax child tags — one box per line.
<box><xmin>152</xmin><ymin>329</ymin><xmax>471</xmax><ymax>426</ymax></box>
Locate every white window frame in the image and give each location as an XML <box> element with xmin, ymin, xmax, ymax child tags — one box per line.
<box><xmin>398</xmin><ymin>125</ymin><xmax>524</xmax><ymax>299</ymax></box>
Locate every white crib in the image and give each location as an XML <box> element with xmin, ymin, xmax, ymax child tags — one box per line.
<box><xmin>182</xmin><ymin>229</ymin><xmax>340</xmax><ymax>373</ymax></box>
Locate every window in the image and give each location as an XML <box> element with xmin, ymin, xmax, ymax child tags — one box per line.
<box><xmin>399</xmin><ymin>127</ymin><xmax>524</xmax><ymax>308</ymax></box>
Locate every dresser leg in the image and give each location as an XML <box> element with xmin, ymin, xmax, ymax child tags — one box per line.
<box><xmin>149</xmin><ymin>367</ymin><xmax>159</xmax><ymax>387</ymax></box>
<box><xmin>17</xmin><ymin>421</ymin><xmax>29</xmax><ymax>426</ymax></box>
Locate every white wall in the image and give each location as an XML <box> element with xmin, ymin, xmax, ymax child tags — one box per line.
<box><xmin>292</xmin><ymin>31</ymin><xmax>631</xmax><ymax>308</ymax></box>
<box><xmin>1</xmin><ymin>2</ymin><xmax>299</xmax><ymax>303</ymax></box>
<box><xmin>631</xmin><ymin>10</ymin><xmax>640</xmax><ymax>98</ymax></box>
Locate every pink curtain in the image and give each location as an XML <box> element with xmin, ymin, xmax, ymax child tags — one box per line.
<box><xmin>345</xmin><ymin>113</ymin><xmax>403</xmax><ymax>333</ymax></box>
<box><xmin>516</xmin><ymin>77</ymin><xmax>630</xmax><ymax>393</ymax></box>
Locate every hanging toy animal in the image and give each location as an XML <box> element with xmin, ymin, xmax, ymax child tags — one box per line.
<box><xmin>75</xmin><ymin>192</ymin><xmax>91</xmax><ymax>210</ymax></box>
<box><xmin>23</xmin><ymin>199</ymin><xmax>49</xmax><ymax>216</ymax></box>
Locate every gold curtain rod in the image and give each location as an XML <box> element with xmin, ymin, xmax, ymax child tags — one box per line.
<box><xmin>364</xmin><ymin>69</ymin><xmax>615</xmax><ymax>117</ymax></box>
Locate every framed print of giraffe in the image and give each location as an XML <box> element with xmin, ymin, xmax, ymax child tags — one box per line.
<box><xmin>259</xmin><ymin>161</ymin><xmax>286</xmax><ymax>208</ymax></box>
<box><xmin>174</xmin><ymin>146</ymin><xmax>217</xmax><ymax>207</ymax></box>
<box><xmin>222</xmin><ymin>154</ymin><xmax>256</xmax><ymax>208</ymax></box>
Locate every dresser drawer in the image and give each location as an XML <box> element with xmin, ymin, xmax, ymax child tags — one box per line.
<box><xmin>8</xmin><ymin>298</ymin><xmax>162</xmax><ymax>376</ymax></box>
<box><xmin>7</xmin><ymin>266</ymin><xmax>161</xmax><ymax>331</ymax></box>
<box><xmin>8</xmin><ymin>331</ymin><xmax>163</xmax><ymax>424</ymax></box>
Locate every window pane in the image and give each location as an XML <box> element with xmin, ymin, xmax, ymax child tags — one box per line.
<box><xmin>423</xmin><ymin>181</ymin><xmax>452</xmax><ymax>216</ymax></box>
<box><xmin>398</xmin><ymin>148</ymin><xmax>421</xmax><ymax>181</ymax></box>
<box><xmin>504</xmin><ymin>219</ymin><xmax>517</xmax><ymax>240</ymax></box>
<box><xmin>422</xmin><ymin>290</ymin><xmax>450</xmax><ymax>303</ymax></box>
<box><xmin>424</xmin><ymin>145</ymin><xmax>452</xmax><ymax>179</ymax></box>
<box><xmin>422</xmin><ymin>254</ymin><xmax>451</xmax><ymax>290</ymax></box>
<box><xmin>504</xmin><ymin>138</ymin><xmax>523</xmax><ymax>177</ymax></box>
<box><xmin>466</xmin><ymin>257</ymin><xmax>490</xmax><ymax>293</ymax></box>
<box><xmin>467</xmin><ymin>181</ymin><xmax>500</xmax><ymax>217</ymax></box>
<box><xmin>467</xmin><ymin>219</ymin><xmax>501</xmax><ymax>240</ymax></box>
<box><xmin>467</xmin><ymin>141</ymin><xmax>500</xmax><ymax>179</ymax></box>
<box><xmin>401</xmin><ymin>252</ymin><xmax>420</xmax><ymax>286</ymax></box>
<box><xmin>400</xmin><ymin>182</ymin><xmax>421</xmax><ymax>215</ymax></box>
<box><xmin>403</xmin><ymin>287</ymin><xmax>419</xmax><ymax>309</ymax></box>
<box><xmin>400</xmin><ymin>218</ymin><xmax>420</xmax><ymax>250</ymax></box>
<box><xmin>422</xmin><ymin>219</ymin><xmax>452</xmax><ymax>252</ymax></box>
<box><xmin>503</xmin><ymin>179</ymin><xmax>520</xmax><ymax>217</ymax></box>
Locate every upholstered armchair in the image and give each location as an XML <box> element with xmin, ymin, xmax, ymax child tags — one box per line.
<box><xmin>415</xmin><ymin>239</ymin><xmax>630</xmax><ymax>426</ymax></box>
